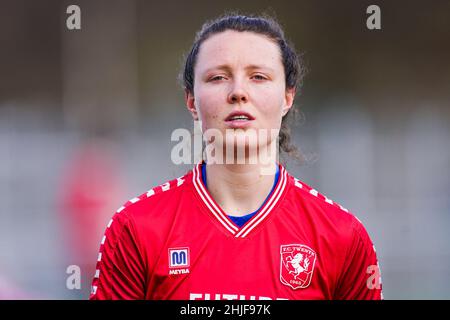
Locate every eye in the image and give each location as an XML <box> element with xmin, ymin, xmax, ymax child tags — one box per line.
<box><xmin>252</xmin><ymin>74</ymin><xmax>268</xmax><ymax>81</ymax></box>
<box><xmin>209</xmin><ymin>75</ymin><xmax>227</xmax><ymax>82</ymax></box>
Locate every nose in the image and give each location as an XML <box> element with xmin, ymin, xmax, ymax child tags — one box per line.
<box><xmin>227</xmin><ymin>81</ymin><xmax>249</xmax><ymax>104</ymax></box>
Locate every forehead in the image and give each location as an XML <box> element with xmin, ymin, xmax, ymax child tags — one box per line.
<box><xmin>195</xmin><ymin>30</ymin><xmax>283</xmax><ymax>72</ymax></box>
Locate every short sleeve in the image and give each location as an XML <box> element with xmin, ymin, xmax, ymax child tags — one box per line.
<box><xmin>334</xmin><ymin>217</ymin><xmax>383</xmax><ymax>300</ymax></box>
<box><xmin>89</xmin><ymin>211</ymin><xmax>146</xmax><ymax>300</ymax></box>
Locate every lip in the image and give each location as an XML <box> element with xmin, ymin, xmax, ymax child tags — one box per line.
<box><xmin>224</xmin><ymin>111</ymin><xmax>255</xmax><ymax>129</ymax></box>
<box><xmin>225</xmin><ymin>111</ymin><xmax>255</xmax><ymax>121</ymax></box>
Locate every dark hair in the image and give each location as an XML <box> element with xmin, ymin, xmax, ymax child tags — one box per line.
<box><xmin>181</xmin><ymin>13</ymin><xmax>305</xmax><ymax>163</ymax></box>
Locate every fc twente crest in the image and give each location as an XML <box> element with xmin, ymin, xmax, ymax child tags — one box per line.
<box><xmin>280</xmin><ymin>244</ymin><xmax>317</xmax><ymax>290</ymax></box>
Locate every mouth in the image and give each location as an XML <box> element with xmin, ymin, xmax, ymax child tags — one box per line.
<box><xmin>224</xmin><ymin>111</ymin><xmax>255</xmax><ymax>129</ymax></box>
<box><xmin>225</xmin><ymin>111</ymin><xmax>255</xmax><ymax>122</ymax></box>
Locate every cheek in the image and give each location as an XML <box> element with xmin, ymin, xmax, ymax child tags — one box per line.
<box><xmin>256</xmin><ymin>88</ymin><xmax>285</xmax><ymax>118</ymax></box>
<box><xmin>195</xmin><ymin>90</ymin><xmax>223</xmax><ymax>128</ymax></box>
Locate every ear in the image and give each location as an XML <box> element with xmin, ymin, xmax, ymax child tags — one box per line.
<box><xmin>185</xmin><ymin>89</ymin><xmax>199</xmax><ymax>121</ymax></box>
<box><xmin>282</xmin><ymin>87</ymin><xmax>296</xmax><ymax>117</ymax></box>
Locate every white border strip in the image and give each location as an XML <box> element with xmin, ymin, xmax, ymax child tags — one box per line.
<box><xmin>236</xmin><ymin>167</ymin><xmax>287</xmax><ymax>238</ymax></box>
<box><xmin>192</xmin><ymin>164</ymin><xmax>238</xmax><ymax>234</ymax></box>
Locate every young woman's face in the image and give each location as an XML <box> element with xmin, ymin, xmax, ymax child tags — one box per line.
<box><xmin>186</xmin><ymin>30</ymin><xmax>295</xmax><ymax>153</ymax></box>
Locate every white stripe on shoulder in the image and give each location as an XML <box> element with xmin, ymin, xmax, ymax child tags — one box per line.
<box><xmin>294</xmin><ymin>178</ymin><xmax>303</xmax><ymax>188</ymax></box>
<box><xmin>324</xmin><ymin>196</ymin><xmax>333</xmax><ymax>205</ymax></box>
<box><xmin>293</xmin><ymin>177</ymin><xmax>352</xmax><ymax>215</ymax></box>
<box><xmin>129</xmin><ymin>197</ymin><xmax>140</xmax><ymax>204</ymax></box>
<box><xmin>161</xmin><ymin>182</ymin><xmax>170</xmax><ymax>191</ymax></box>
<box><xmin>91</xmin><ymin>285</ymin><xmax>97</xmax><ymax>295</ymax></box>
<box><xmin>144</xmin><ymin>175</ymin><xmax>186</xmax><ymax>198</ymax></box>
<box><xmin>116</xmin><ymin>206</ymin><xmax>125</xmax><ymax>213</ymax></box>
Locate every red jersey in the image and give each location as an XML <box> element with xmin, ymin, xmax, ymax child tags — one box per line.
<box><xmin>90</xmin><ymin>163</ymin><xmax>382</xmax><ymax>300</ymax></box>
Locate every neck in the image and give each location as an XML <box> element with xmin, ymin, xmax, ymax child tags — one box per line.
<box><xmin>204</xmin><ymin>156</ymin><xmax>278</xmax><ymax>217</ymax></box>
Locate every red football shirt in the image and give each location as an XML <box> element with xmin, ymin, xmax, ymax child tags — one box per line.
<box><xmin>90</xmin><ymin>163</ymin><xmax>382</xmax><ymax>300</ymax></box>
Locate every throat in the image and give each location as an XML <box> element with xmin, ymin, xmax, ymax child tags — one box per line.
<box><xmin>201</xmin><ymin>162</ymin><xmax>280</xmax><ymax>219</ymax></box>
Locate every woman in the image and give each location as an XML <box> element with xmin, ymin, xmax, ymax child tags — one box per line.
<box><xmin>90</xmin><ymin>14</ymin><xmax>382</xmax><ymax>300</ymax></box>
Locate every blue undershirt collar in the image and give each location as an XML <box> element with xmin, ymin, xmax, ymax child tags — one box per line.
<box><xmin>201</xmin><ymin>163</ymin><xmax>280</xmax><ymax>227</ymax></box>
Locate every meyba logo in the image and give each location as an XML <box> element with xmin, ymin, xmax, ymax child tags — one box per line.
<box><xmin>168</xmin><ymin>247</ymin><xmax>190</xmax><ymax>275</ymax></box>
<box><xmin>280</xmin><ymin>244</ymin><xmax>317</xmax><ymax>289</ymax></box>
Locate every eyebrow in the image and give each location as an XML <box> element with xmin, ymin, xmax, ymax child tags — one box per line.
<box><xmin>203</xmin><ymin>64</ymin><xmax>275</xmax><ymax>74</ymax></box>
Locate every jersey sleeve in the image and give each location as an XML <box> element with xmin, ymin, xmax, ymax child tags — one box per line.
<box><xmin>89</xmin><ymin>210</ymin><xmax>146</xmax><ymax>300</ymax></box>
<box><xmin>334</xmin><ymin>217</ymin><xmax>383</xmax><ymax>300</ymax></box>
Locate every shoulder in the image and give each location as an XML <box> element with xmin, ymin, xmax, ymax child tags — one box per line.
<box><xmin>286</xmin><ymin>174</ymin><xmax>368</xmax><ymax>240</ymax></box>
<box><xmin>107</xmin><ymin>170</ymin><xmax>193</xmax><ymax>232</ymax></box>
<box><xmin>286</xmin><ymin>173</ymin><xmax>379</xmax><ymax>273</ymax></box>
